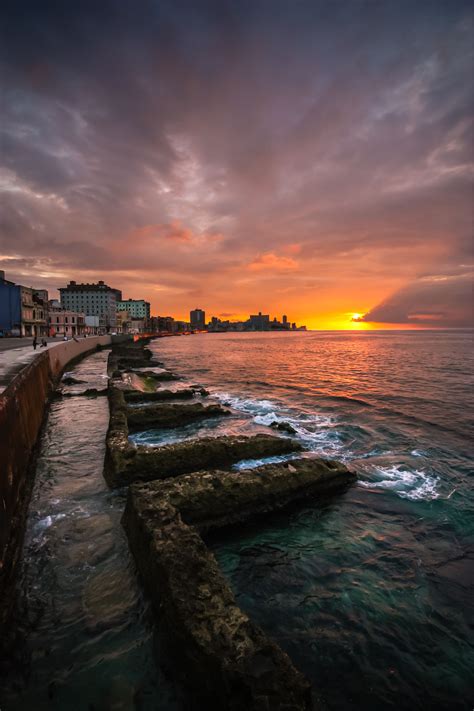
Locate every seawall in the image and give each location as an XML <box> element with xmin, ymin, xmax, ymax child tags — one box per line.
<box><xmin>0</xmin><ymin>335</ymin><xmax>130</xmax><ymax>641</ymax></box>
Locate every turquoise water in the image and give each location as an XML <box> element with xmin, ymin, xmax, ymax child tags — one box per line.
<box><xmin>150</xmin><ymin>331</ymin><xmax>474</xmax><ymax>710</ymax></box>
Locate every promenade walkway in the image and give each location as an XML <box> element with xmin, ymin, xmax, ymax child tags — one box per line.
<box><xmin>0</xmin><ymin>338</ymin><xmax>87</xmax><ymax>394</ymax></box>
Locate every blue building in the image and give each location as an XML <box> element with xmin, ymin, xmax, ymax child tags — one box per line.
<box><xmin>0</xmin><ymin>271</ymin><xmax>21</xmax><ymax>336</ymax></box>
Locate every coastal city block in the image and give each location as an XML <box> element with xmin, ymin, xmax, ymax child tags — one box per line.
<box><xmin>0</xmin><ymin>272</ymin><xmax>306</xmax><ymax>338</ymax></box>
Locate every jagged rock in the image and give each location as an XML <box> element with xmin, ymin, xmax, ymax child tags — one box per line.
<box><xmin>270</xmin><ymin>421</ymin><xmax>297</xmax><ymax>434</ymax></box>
<box><xmin>117</xmin><ymin>358</ymin><xmax>155</xmax><ymax>369</ymax></box>
<box><xmin>130</xmin><ymin>370</ymin><xmax>179</xmax><ymax>381</ymax></box>
<box><xmin>123</xmin><ymin>501</ymin><xmax>312</xmax><ymax>710</ymax></box>
<box><xmin>132</xmin><ymin>458</ymin><xmax>357</xmax><ymax>535</ymax></box>
<box><xmin>61</xmin><ymin>376</ymin><xmax>87</xmax><ymax>385</ymax></box>
<box><xmin>59</xmin><ymin>387</ymin><xmax>108</xmax><ymax>398</ymax></box>
<box><xmin>124</xmin><ymin>389</ymin><xmax>195</xmax><ymax>403</ymax></box>
<box><xmin>106</xmin><ymin>431</ymin><xmax>300</xmax><ymax>488</ymax></box>
<box><xmin>193</xmin><ymin>387</ymin><xmax>210</xmax><ymax>397</ymax></box>
<box><xmin>126</xmin><ymin>402</ymin><xmax>230</xmax><ymax>431</ymax></box>
<box><xmin>104</xmin><ymin>387</ymin><xmax>301</xmax><ymax>487</ymax></box>
<box><xmin>122</xmin><ymin>457</ymin><xmax>356</xmax><ymax>710</ymax></box>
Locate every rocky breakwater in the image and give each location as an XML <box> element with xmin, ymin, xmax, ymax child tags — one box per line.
<box><xmin>123</xmin><ymin>459</ymin><xmax>356</xmax><ymax>710</ymax></box>
<box><xmin>104</xmin><ymin>340</ymin><xmax>301</xmax><ymax>488</ymax></box>
<box><xmin>105</xmin><ymin>339</ymin><xmax>357</xmax><ymax>709</ymax></box>
<box><xmin>104</xmin><ymin>383</ymin><xmax>299</xmax><ymax>487</ymax></box>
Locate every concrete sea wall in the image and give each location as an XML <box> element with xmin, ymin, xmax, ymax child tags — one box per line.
<box><xmin>0</xmin><ymin>335</ymin><xmax>129</xmax><ymax>639</ymax></box>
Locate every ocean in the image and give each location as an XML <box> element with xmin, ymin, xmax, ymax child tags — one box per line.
<box><xmin>4</xmin><ymin>331</ymin><xmax>472</xmax><ymax>710</ymax></box>
<box><xmin>147</xmin><ymin>330</ymin><xmax>474</xmax><ymax>710</ymax></box>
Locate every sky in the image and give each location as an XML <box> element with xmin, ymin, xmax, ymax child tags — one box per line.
<box><xmin>1</xmin><ymin>0</ymin><xmax>473</xmax><ymax>329</ymax></box>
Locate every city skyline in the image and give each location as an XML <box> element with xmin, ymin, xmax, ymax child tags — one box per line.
<box><xmin>1</xmin><ymin>1</ymin><xmax>473</xmax><ymax>330</ymax></box>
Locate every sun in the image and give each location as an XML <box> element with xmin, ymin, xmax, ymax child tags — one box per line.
<box><xmin>351</xmin><ymin>313</ymin><xmax>363</xmax><ymax>321</ymax></box>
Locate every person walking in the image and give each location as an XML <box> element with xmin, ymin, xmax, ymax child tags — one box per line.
<box><xmin>32</xmin><ymin>336</ymin><xmax>37</xmax><ymax>350</ymax></box>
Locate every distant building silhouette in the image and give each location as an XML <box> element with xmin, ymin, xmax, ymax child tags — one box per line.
<box><xmin>190</xmin><ymin>308</ymin><xmax>206</xmax><ymax>330</ymax></box>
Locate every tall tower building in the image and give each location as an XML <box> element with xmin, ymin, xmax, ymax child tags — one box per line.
<box><xmin>190</xmin><ymin>308</ymin><xmax>206</xmax><ymax>330</ymax></box>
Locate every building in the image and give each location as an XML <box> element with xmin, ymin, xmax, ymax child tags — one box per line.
<box><xmin>32</xmin><ymin>290</ymin><xmax>49</xmax><ymax>337</ymax></box>
<box><xmin>48</xmin><ymin>300</ymin><xmax>85</xmax><ymax>337</ymax></box>
<box><xmin>130</xmin><ymin>318</ymin><xmax>146</xmax><ymax>334</ymax></box>
<box><xmin>175</xmin><ymin>320</ymin><xmax>191</xmax><ymax>333</ymax></box>
<box><xmin>117</xmin><ymin>299</ymin><xmax>150</xmax><ymax>321</ymax></box>
<box><xmin>84</xmin><ymin>315</ymin><xmax>103</xmax><ymax>335</ymax></box>
<box><xmin>0</xmin><ymin>271</ymin><xmax>21</xmax><ymax>336</ymax></box>
<box><xmin>0</xmin><ymin>271</ymin><xmax>48</xmax><ymax>336</ymax></box>
<box><xmin>116</xmin><ymin>310</ymin><xmax>131</xmax><ymax>334</ymax></box>
<box><xmin>59</xmin><ymin>280</ymin><xmax>122</xmax><ymax>332</ymax></box>
<box><xmin>154</xmin><ymin>316</ymin><xmax>175</xmax><ymax>333</ymax></box>
<box><xmin>190</xmin><ymin>308</ymin><xmax>206</xmax><ymax>330</ymax></box>
<box><xmin>248</xmin><ymin>312</ymin><xmax>270</xmax><ymax>331</ymax></box>
<box><xmin>206</xmin><ymin>311</ymin><xmax>306</xmax><ymax>332</ymax></box>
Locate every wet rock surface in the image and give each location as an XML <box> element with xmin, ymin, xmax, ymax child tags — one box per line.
<box><xmin>128</xmin><ymin>369</ymin><xmax>179</xmax><ymax>381</ymax></box>
<box><xmin>61</xmin><ymin>376</ymin><xmax>87</xmax><ymax>385</ymax></box>
<box><xmin>133</xmin><ymin>458</ymin><xmax>356</xmax><ymax>535</ymax></box>
<box><xmin>270</xmin><ymin>420</ymin><xmax>297</xmax><ymax>434</ymax></box>
<box><xmin>124</xmin><ymin>388</ymin><xmax>195</xmax><ymax>403</ymax></box>
<box><xmin>127</xmin><ymin>401</ymin><xmax>231</xmax><ymax>431</ymax></box>
<box><xmin>106</xmin><ymin>423</ymin><xmax>300</xmax><ymax>488</ymax></box>
<box><xmin>104</xmin><ymin>373</ymin><xmax>301</xmax><ymax>487</ymax></box>
<box><xmin>123</xmin><ymin>478</ymin><xmax>316</xmax><ymax>710</ymax></box>
<box><xmin>59</xmin><ymin>387</ymin><xmax>108</xmax><ymax>398</ymax></box>
<box><xmin>106</xmin><ymin>339</ymin><xmax>356</xmax><ymax>709</ymax></box>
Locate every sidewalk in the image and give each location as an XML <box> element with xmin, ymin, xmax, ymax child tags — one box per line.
<box><xmin>0</xmin><ymin>340</ymin><xmax>78</xmax><ymax>394</ymax></box>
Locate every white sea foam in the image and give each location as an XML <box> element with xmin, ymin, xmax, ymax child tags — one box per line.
<box><xmin>35</xmin><ymin>513</ymin><xmax>67</xmax><ymax>531</ymax></box>
<box><xmin>358</xmin><ymin>464</ymin><xmax>440</xmax><ymax>501</ymax></box>
<box><xmin>213</xmin><ymin>392</ymin><xmax>278</xmax><ymax>415</ymax></box>
<box><xmin>213</xmin><ymin>390</ymin><xmax>340</xmax><ymax>456</ymax></box>
<box><xmin>233</xmin><ymin>453</ymin><xmax>301</xmax><ymax>470</ymax></box>
<box><xmin>411</xmin><ymin>449</ymin><xmax>428</xmax><ymax>457</ymax></box>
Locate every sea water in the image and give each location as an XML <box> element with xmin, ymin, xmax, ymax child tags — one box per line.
<box><xmin>149</xmin><ymin>330</ymin><xmax>474</xmax><ymax>710</ymax></box>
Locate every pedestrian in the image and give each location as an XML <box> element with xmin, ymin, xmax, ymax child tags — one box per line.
<box><xmin>32</xmin><ymin>336</ymin><xmax>37</xmax><ymax>350</ymax></box>
<box><xmin>41</xmin><ymin>338</ymin><xmax>47</xmax><ymax>347</ymax></box>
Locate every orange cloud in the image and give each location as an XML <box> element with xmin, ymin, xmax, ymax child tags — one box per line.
<box><xmin>282</xmin><ymin>243</ymin><xmax>302</xmax><ymax>255</ymax></box>
<box><xmin>119</xmin><ymin>221</ymin><xmax>223</xmax><ymax>250</ymax></box>
<box><xmin>160</xmin><ymin>221</ymin><xmax>194</xmax><ymax>242</ymax></box>
<box><xmin>248</xmin><ymin>252</ymin><xmax>298</xmax><ymax>271</ymax></box>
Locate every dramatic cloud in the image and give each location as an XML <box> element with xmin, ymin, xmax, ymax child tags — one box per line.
<box><xmin>354</xmin><ymin>272</ymin><xmax>473</xmax><ymax>327</ymax></box>
<box><xmin>1</xmin><ymin>0</ymin><xmax>472</xmax><ymax>327</ymax></box>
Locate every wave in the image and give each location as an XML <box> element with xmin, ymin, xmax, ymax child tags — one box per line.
<box><xmin>357</xmin><ymin>464</ymin><xmax>440</xmax><ymax>501</ymax></box>
<box><xmin>213</xmin><ymin>389</ymin><xmax>445</xmax><ymax>503</ymax></box>
<box><xmin>213</xmin><ymin>390</ymin><xmax>341</xmax><ymax>457</ymax></box>
<box><xmin>324</xmin><ymin>395</ymin><xmax>373</xmax><ymax>408</ymax></box>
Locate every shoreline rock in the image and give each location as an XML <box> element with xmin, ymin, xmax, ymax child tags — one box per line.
<box><xmin>105</xmin><ymin>339</ymin><xmax>357</xmax><ymax>710</ymax></box>
<box><xmin>123</xmin><ymin>459</ymin><xmax>356</xmax><ymax>709</ymax></box>
<box><xmin>126</xmin><ymin>401</ymin><xmax>231</xmax><ymax>431</ymax></box>
<box><xmin>124</xmin><ymin>388</ymin><xmax>195</xmax><ymax>403</ymax></box>
<box><xmin>104</xmin><ymin>377</ymin><xmax>302</xmax><ymax>488</ymax></box>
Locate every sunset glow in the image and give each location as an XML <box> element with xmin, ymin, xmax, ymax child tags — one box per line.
<box><xmin>1</xmin><ymin>1</ymin><xmax>472</xmax><ymax>329</ymax></box>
